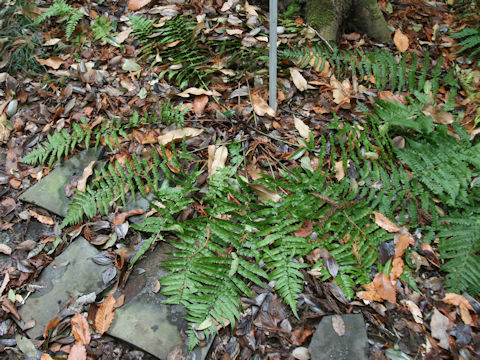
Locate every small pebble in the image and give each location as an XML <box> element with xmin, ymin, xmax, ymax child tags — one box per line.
<box><xmin>6</xmin><ymin>99</ymin><xmax>18</xmax><ymax>118</ymax></box>
<box><xmin>292</xmin><ymin>347</ymin><xmax>310</xmax><ymax>360</ymax></box>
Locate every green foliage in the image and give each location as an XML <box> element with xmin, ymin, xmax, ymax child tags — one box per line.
<box><xmin>91</xmin><ymin>15</ymin><xmax>117</xmax><ymax>45</ymax></box>
<box><xmin>0</xmin><ymin>0</ymin><xmax>44</xmax><ymax>75</ymax></box>
<box><xmin>281</xmin><ymin>44</ymin><xmax>459</xmax><ymax>95</ymax></box>
<box><xmin>451</xmin><ymin>26</ymin><xmax>480</xmax><ymax>60</ymax></box>
<box><xmin>161</xmin><ymin>102</ymin><xmax>188</xmax><ymax>127</ymax></box>
<box><xmin>438</xmin><ymin>208</ymin><xmax>480</xmax><ymax>295</ymax></box>
<box><xmin>35</xmin><ymin>0</ymin><xmax>84</xmax><ymax>39</ymax></box>
<box><xmin>21</xmin><ymin>111</ymin><xmax>165</xmax><ymax>166</ymax></box>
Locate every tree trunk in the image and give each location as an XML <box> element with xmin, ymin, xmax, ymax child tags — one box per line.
<box><xmin>306</xmin><ymin>0</ymin><xmax>390</xmax><ymax>42</ymax></box>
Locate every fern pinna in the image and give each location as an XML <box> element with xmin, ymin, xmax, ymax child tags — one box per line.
<box><xmin>35</xmin><ymin>0</ymin><xmax>83</xmax><ymax>39</ymax></box>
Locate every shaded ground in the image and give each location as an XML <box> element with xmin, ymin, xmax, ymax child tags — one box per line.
<box><xmin>0</xmin><ymin>0</ymin><xmax>479</xmax><ymax>359</ymax></box>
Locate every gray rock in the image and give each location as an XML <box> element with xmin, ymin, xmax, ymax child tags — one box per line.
<box><xmin>309</xmin><ymin>313</ymin><xmax>368</xmax><ymax>360</ymax></box>
<box><xmin>19</xmin><ymin>148</ymin><xmax>102</xmax><ymax>217</ymax></box>
<box><xmin>108</xmin><ymin>241</ymin><xmax>211</xmax><ymax>359</ymax></box>
<box><xmin>18</xmin><ymin>237</ymin><xmax>116</xmax><ymax>339</ymax></box>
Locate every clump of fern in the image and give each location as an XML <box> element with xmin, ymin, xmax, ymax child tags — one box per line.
<box><xmin>35</xmin><ymin>0</ymin><xmax>84</xmax><ymax>39</ymax></box>
<box><xmin>91</xmin><ymin>14</ymin><xmax>117</xmax><ymax>46</ymax></box>
<box><xmin>451</xmin><ymin>26</ymin><xmax>480</xmax><ymax>61</ymax></box>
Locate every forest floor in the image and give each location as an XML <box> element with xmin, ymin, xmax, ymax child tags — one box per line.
<box><xmin>0</xmin><ymin>0</ymin><xmax>479</xmax><ymax>359</ymax></box>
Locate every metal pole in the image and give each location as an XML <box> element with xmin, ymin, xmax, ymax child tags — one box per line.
<box><xmin>269</xmin><ymin>0</ymin><xmax>277</xmax><ymax>111</ymax></box>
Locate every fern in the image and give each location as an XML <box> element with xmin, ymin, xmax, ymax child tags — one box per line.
<box><xmin>438</xmin><ymin>208</ymin><xmax>480</xmax><ymax>295</ymax></box>
<box><xmin>22</xmin><ymin>118</ymin><xmax>91</xmax><ymax>166</ymax></box>
<box><xmin>91</xmin><ymin>15</ymin><xmax>117</xmax><ymax>45</ymax></box>
<box><xmin>281</xmin><ymin>44</ymin><xmax>459</xmax><ymax>95</ymax></box>
<box><xmin>35</xmin><ymin>0</ymin><xmax>84</xmax><ymax>39</ymax></box>
<box><xmin>451</xmin><ymin>26</ymin><xmax>480</xmax><ymax>60</ymax></box>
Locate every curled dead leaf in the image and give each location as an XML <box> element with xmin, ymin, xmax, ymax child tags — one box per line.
<box><xmin>94</xmin><ymin>294</ymin><xmax>116</xmax><ymax>334</ymax></box>
<box><xmin>422</xmin><ymin>104</ymin><xmax>454</xmax><ymax>125</ymax></box>
<box><xmin>442</xmin><ymin>293</ymin><xmax>474</xmax><ymax>325</ymax></box>
<box><xmin>294</xmin><ymin>116</ymin><xmax>311</xmax><ymax>140</ymax></box>
<box><xmin>249</xmin><ymin>183</ymin><xmax>282</xmax><ymax>202</ymax></box>
<box><xmin>43</xmin><ymin>317</ymin><xmax>59</xmax><ymax>338</ymax></box>
<box><xmin>77</xmin><ymin>161</ymin><xmax>96</xmax><ymax>192</ymax></box>
<box><xmin>35</xmin><ymin>56</ymin><xmax>65</xmax><ymax>70</ymax></box>
<box><xmin>28</xmin><ymin>210</ymin><xmax>55</xmax><ymax>225</ymax></box>
<box><xmin>251</xmin><ymin>93</ymin><xmax>276</xmax><ymax>117</ymax></box>
<box><xmin>290</xmin><ymin>68</ymin><xmax>308</xmax><ymax>92</ymax></box>
<box><xmin>71</xmin><ymin>313</ymin><xmax>91</xmax><ymax>345</ymax></box>
<box><xmin>67</xmin><ymin>342</ymin><xmax>86</xmax><ymax>360</ymax></box>
<box><xmin>113</xmin><ymin>208</ymin><xmax>145</xmax><ymax>226</ymax></box>
<box><xmin>128</xmin><ymin>0</ymin><xmax>151</xmax><ymax>11</ymax></box>
<box><xmin>208</xmin><ymin>145</ymin><xmax>228</xmax><ymax>176</ymax></box>
<box><xmin>177</xmin><ymin>87</ymin><xmax>221</xmax><ymax>98</ymax></box>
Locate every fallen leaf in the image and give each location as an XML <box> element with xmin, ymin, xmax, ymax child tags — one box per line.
<box><xmin>77</xmin><ymin>161</ymin><xmax>96</xmax><ymax>192</ymax></box>
<box><xmin>291</xmin><ymin>68</ymin><xmax>308</xmax><ymax>92</ymax></box>
<box><xmin>122</xmin><ymin>59</ymin><xmax>141</xmax><ymax>72</ymax></box>
<box><xmin>372</xmin><ymin>212</ymin><xmax>400</xmax><ymax>233</ymax></box>
<box><xmin>394</xmin><ymin>231</ymin><xmax>414</xmax><ymax>258</ymax></box>
<box><xmin>378</xmin><ymin>91</ymin><xmax>408</xmax><ymax>104</ymax></box>
<box><xmin>251</xmin><ymin>93</ymin><xmax>276</xmax><ymax>117</ymax></box>
<box><xmin>442</xmin><ymin>293</ymin><xmax>474</xmax><ymax>325</ymax></box>
<box><xmin>71</xmin><ymin>313</ymin><xmax>91</xmax><ymax>345</ymax></box>
<box><xmin>0</xmin><ymin>113</ymin><xmax>11</xmax><ymax>142</ymax></box>
<box><xmin>393</xmin><ymin>29</ymin><xmax>409</xmax><ymax>52</ymax></box>
<box><xmin>112</xmin><ymin>208</ymin><xmax>145</xmax><ymax>226</ymax></box>
<box><xmin>220</xmin><ymin>0</ymin><xmax>234</xmax><ymax>11</ymax></box>
<box><xmin>292</xmin><ymin>347</ymin><xmax>310</xmax><ymax>360</ymax></box>
<box><xmin>43</xmin><ymin>317</ymin><xmax>59</xmax><ymax>338</ymax></box>
<box><xmin>114</xmin><ymin>294</ymin><xmax>125</xmax><ymax>309</ymax></box>
<box><xmin>422</xmin><ymin>104</ymin><xmax>454</xmax><ymax>125</ymax></box>
<box><xmin>193</xmin><ymin>94</ymin><xmax>209</xmax><ymax>116</ymax></box>
<box><xmin>41</xmin><ymin>354</ymin><xmax>54</xmax><ymax>360</ymax></box>
<box><xmin>357</xmin><ymin>289</ymin><xmax>384</xmax><ymax>302</ymax></box>
<box><xmin>330</xmin><ymin>76</ymin><xmax>352</xmax><ymax>105</ymax></box>
<box><xmin>0</xmin><ymin>244</ymin><xmax>12</xmax><ymax>255</ymax></box>
<box><xmin>431</xmin><ymin>308</ymin><xmax>450</xmax><ymax>349</ymax></box>
<box><xmin>294</xmin><ymin>116</ymin><xmax>311</xmax><ymax>140</ymax></box>
<box><xmin>331</xmin><ymin>315</ymin><xmax>345</xmax><ymax>336</ymax></box>
<box><xmin>128</xmin><ymin>0</ymin><xmax>151</xmax><ymax>11</ymax></box>
<box><xmin>390</xmin><ymin>257</ymin><xmax>405</xmax><ymax>281</ymax></box>
<box><xmin>28</xmin><ymin>210</ymin><xmax>55</xmax><ymax>225</ymax></box>
<box><xmin>401</xmin><ymin>300</ymin><xmax>423</xmax><ymax>324</ymax></box>
<box><xmin>290</xmin><ymin>326</ymin><xmax>313</xmax><ymax>346</ymax></box>
<box><xmin>115</xmin><ymin>29</ymin><xmax>133</xmax><ymax>44</ymax></box>
<box><xmin>249</xmin><ymin>183</ymin><xmax>282</xmax><ymax>202</ymax></box>
<box><xmin>294</xmin><ymin>219</ymin><xmax>313</xmax><ymax>238</ymax></box>
<box><xmin>2</xmin><ymin>298</ymin><xmax>20</xmax><ymax>320</ymax></box>
<box><xmin>244</xmin><ymin>1</ymin><xmax>258</xmax><ymax>16</ymax></box>
<box><xmin>334</xmin><ymin>161</ymin><xmax>345</xmax><ymax>181</ymax></box>
<box><xmin>67</xmin><ymin>342</ymin><xmax>86</xmax><ymax>360</ymax></box>
<box><xmin>208</xmin><ymin>145</ymin><xmax>228</xmax><ymax>176</ymax></box>
<box><xmin>94</xmin><ymin>294</ymin><xmax>116</xmax><ymax>334</ymax></box>
<box><xmin>177</xmin><ymin>87</ymin><xmax>221</xmax><ymax>98</ymax></box>
<box><xmin>35</xmin><ymin>56</ymin><xmax>65</xmax><ymax>69</ymax></box>
<box><xmin>157</xmin><ymin>128</ymin><xmax>203</xmax><ymax>145</ymax></box>
<box><xmin>373</xmin><ymin>272</ymin><xmax>396</xmax><ymax>303</ymax></box>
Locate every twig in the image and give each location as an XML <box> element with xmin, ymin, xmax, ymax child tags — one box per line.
<box><xmin>188</xmin><ymin>227</ymin><xmax>210</xmax><ymax>258</ymax></box>
<box><xmin>306</xmin><ymin>25</ymin><xmax>334</xmax><ymax>53</ymax></box>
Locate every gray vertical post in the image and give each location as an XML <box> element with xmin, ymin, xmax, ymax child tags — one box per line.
<box><xmin>269</xmin><ymin>0</ymin><xmax>277</xmax><ymax>111</ymax></box>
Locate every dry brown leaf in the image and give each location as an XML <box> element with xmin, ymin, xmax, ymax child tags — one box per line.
<box><xmin>372</xmin><ymin>211</ymin><xmax>400</xmax><ymax>233</ymax></box>
<box><xmin>244</xmin><ymin>1</ymin><xmax>259</xmax><ymax>16</ymax></box>
<box><xmin>422</xmin><ymin>104</ymin><xmax>454</xmax><ymax>125</ymax></box>
<box><xmin>393</xmin><ymin>29</ymin><xmax>409</xmax><ymax>52</ymax></box>
<box><xmin>94</xmin><ymin>294</ymin><xmax>116</xmax><ymax>334</ymax></box>
<box><xmin>331</xmin><ymin>315</ymin><xmax>345</xmax><ymax>336</ymax></box>
<box><xmin>193</xmin><ymin>94</ymin><xmax>209</xmax><ymax>116</ymax></box>
<box><xmin>67</xmin><ymin>343</ymin><xmax>86</xmax><ymax>360</ymax></box>
<box><xmin>177</xmin><ymin>87</ymin><xmax>221</xmax><ymax>98</ymax></box>
<box><xmin>112</xmin><ymin>208</ymin><xmax>145</xmax><ymax>226</ymax></box>
<box><xmin>294</xmin><ymin>116</ymin><xmax>311</xmax><ymax>140</ymax></box>
<box><xmin>378</xmin><ymin>91</ymin><xmax>408</xmax><ymax>104</ymax></box>
<box><xmin>334</xmin><ymin>161</ymin><xmax>345</xmax><ymax>181</ymax></box>
<box><xmin>128</xmin><ymin>0</ymin><xmax>151</xmax><ymax>11</ymax></box>
<box><xmin>401</xmin><ymin>299</ymin><xmax>423</xmax><ymax>324</ymax></box>
<box><xmin>71</xmin><ymin>313</ymin><xmax>91</xmax><ymax>345</ymax></box>
<box><xmin>35</xmin><ymin>56</ymin><xmax>65</xmax><ymax>70</ymax></box>
<box><xmin>41</xmin><ymin>354</ymin><xmax>54</xmax><ymax>360</ymax></box>
<box><xmin>28</xmin><ymin>210</ymin><xmax>55</xmax><ymax>225</ymax></box>
<box><xmin>390</xmin><ymin>257</ymin><xmax>405</xmax><ymax>281</ymax></box>
<box><xmin>77</xmin><ymin>161</ymin><xmax>96</xmax><ymax>192</ymax></box>
<box><xmin>249</xmin><ymin>183</ymin><xmax>282</xmax><ymax>202</ymax></box>
<box><xmin>114</xmin><ymin>294</ymin><xmax>125</xmax><ymax>309</ymax></box>
<box><xmin>394</xmin><ymin>231</ymin><xmax>414</xmax><ymax>258</ymax></box>
<box><xmin>157</xmin><ymin>128</ymin><xmax>203</xmax><ymax>145</ymax></box>
<box><xmin>373</xmin><ymin>272</ymin><xmax>396</xmax><ymax>303</ymax></box>
<box><xmin>294</xmin><ymin>219</ymin><xmax>313</xmax><ymax>238</ymax></box>
<box><xmin>290</xmin><ymin>68</ymin><xmax>308</xmax><ymax>92</ymax></box>
<box><xmin>115</xmin><ymin>29</ymin><xmax>133</xmax><ymax>44</ymax></box>
<box><xmin>208</xmin><ymin>145</ymin><xmax>228</xmax><ymax>176</ymax></box>
<box><xmin>442</xmin><ymin>293</ymin><xmax>474</xmax><ymax>325</ymax></box>
<box><xmin>0</xmin><ymin>113</ymin><xmax>10</xmax><ymax>143</ymax></box>
<box><xmin>357</xmin><ymin>290</ymin><xmax>384</xmax><ymax>302</ymax></box>
<box><xmin>251</xmin><ymin>94</ymin><xmax>276</xmax><ymax>117</ymax></box>
<box><xmin>330</xmin><ymin>76</ymin><xmax>352</xmax><ymax>105</ymax></box>
<box><xmin>43</xmin><ymin>317</ymin><xmax>59</xmax><ymax>338</ymax></box>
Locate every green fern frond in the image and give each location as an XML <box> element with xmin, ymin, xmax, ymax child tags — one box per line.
<box><xmin>438</xmin><ymin>210</ymin><xmax>480</xmax><ymax>295</ymax></box>
<box><xmin>91</xmin><ymin>15</ymin><xmax>116</xmax><ymax>44</ymax></box>
<box><xmin>452</xmin><ymin>26</ymin><xmax>480</xmax><ymax>58</ymax></box>
<box><xmin>36</xmin><ymin>0</ymin><xmax>83</xmax><ymax>39</ymax></box>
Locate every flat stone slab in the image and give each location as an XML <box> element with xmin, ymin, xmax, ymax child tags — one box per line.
<box><xmin>108</xmin><ymin>241</ymin><xmax>211</xmax><ymax>359</ymax></box>
<box><xmin>19</xmin><ymin>148</ymin><xmax>101</xmax><ymax>217</ymax></box>
<box><xmin>309</xmin><ymin>313</ymin><xmax>368</xmax><ymax>360</ymax></box>
<box><xmin>18</xmin><ymin>237</ymin><xmax>116</xmax><ymax>339</ymax></box>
